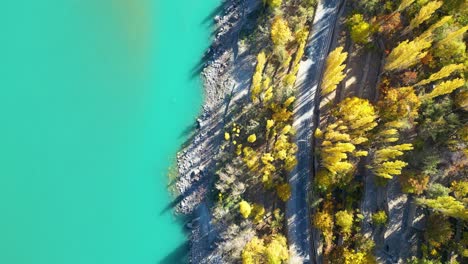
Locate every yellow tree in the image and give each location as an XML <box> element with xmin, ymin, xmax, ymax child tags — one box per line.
<box><xmin>264</xmin><ymin>235</ymin><xmax>289</xmax><ymax>264</ymax></box>
<box><xmin>377</xmin><ymin>87</ymin><xmax>421</xmax><ymax>125</ymax></box>
<box><xmin>266</xmin><ymin>0</ymin><xmax>282</xmax><ymax>9</ymax></box>
<box><xmin>335</xmin><ymin>210</ymin><xmax>353</xmax><ymax>234</ymax></box>
<box><xmin>384</xmin><ymin>38</ymin><xmax>432</xmax><ymax>71</ymax></box>
<box><xmin>276</xmin><ymin>183</ymin><xmax>291</xmax><ymax>202</ymax></box>
<box><xmin>251</xmin><ymin>52</ymin><xmax>267</xmax><ymax>101</ymax></box>
<box><xmin>407</xmin><ymin>1</ymin><xmax>443</xmax><ymax>31</ymax></box>
<box><xmin>397</xmin><ymin>0</ymin><xmax>415</xmax><ymax>12</ymax></box>
<box><xmin>371</xmin><ymin>144</ymin><xmax>413</xmax><ymax>179</ymax></box>
<box><xmin>417</xmin><ymin>196</ymin><xmax>468</xmax><ymax>220</ymax></box>
<box><xmin>318</xmin><ymin>97</ymin><xmax>377</xmax><ymax>179</ymax></box>
<box><xmin>321</xmin><ymin>47</ymin><xmax>348</xmax><ymax>95</ymax></box>
<box><xmin>437</xmin><ymin>25</ymin><xmax>468</xmax><ymax>47</ymax></box>
<box><xmin>239</xmin><ymin>200</ymin><xmax>252</xmax><ymax>218</ymax></box>
<box><xmin>419</xmin><ymin>15</ymin><xmax>452</xmax><ymax>40</ymax></box>
<box><xmin>415</xmin><ymin>64</ymin><xmax>465</xmax><ymax>86</ymax></box>
<box><xmin>423</xmin><ymin>78</ymin><xmax>466</xmax><ymax>100</ymax></box>
<box><xmin>271</xmin><ymin>17</ymin><xmax>292</xmax><ymax>47</ymax></box>
<box><xmin>333</xmin><ymin>97</ymin><xmax>378</xmax><ymax>135</ymax></box>
<box><xmin>242</xmin><ymin>237</ymin><xmax>266</xmax><ymax>264</ymax></box>
<box><xmin>242</xmin><ymin>235</ymin><xmax>289</xmax><ymax>264</ymax></box>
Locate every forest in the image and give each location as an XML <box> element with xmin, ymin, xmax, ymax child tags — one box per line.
<box><xmin>189</xmin><ymin>0</ymin><xmax>468</xmax><ymax>263</ymax></box>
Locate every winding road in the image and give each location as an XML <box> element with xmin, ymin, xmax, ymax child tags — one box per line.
<box><xmin>285</xmin><ymin>0</ymin><xmax>344</xmax><ymax>262</ymax></box>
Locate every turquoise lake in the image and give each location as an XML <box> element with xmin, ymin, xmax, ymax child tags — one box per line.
<box><xmin>0</xmin><ymin>0</ymin><xmax>218</xmax><ymax>263</ymax></box>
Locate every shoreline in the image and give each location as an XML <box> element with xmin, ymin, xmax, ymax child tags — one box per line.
<box><xmin>174</xmin><ymin>0</ymin><xmax>259</xmax><ymax>262</ymax></box>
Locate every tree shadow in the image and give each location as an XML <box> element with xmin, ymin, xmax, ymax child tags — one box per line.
<box><xmin>158</xmin><ymin>241</ymin><xmax>189</xmax><ymax>264</ymax></box>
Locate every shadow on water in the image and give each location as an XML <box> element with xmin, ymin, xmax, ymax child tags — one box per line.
<box><xmin>189</xmin><ymin>1</ymin><xmax>234</xmax><ymax>80</ymax></box>
<box><xmin>201</xmin><ymin>4</ymin><xmax>224</xmax><ymax>25</ymax></box>
<box><xmin>179</xmin><ymin>121</ymin><xmax>197</xmax><ymax>138</ymax></box>
<box><xmin>158</xmin><ymin>241</ymin><xmax>190</xmax><ymax>264</ymax></box>
<box><xmin>160</xmin><ymin>194</ymin><xmax>184</xmax><ymax>215</ymax></box>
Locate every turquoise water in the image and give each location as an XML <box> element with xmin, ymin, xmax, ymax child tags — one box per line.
<box><xmin>0</xmin><ymin>0</ymin><xmax>218</xmax><ymax>263</ymax></box>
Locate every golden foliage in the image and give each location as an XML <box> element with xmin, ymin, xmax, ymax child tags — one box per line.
<box><xmin>247</xmin><ymin>134</ymin><xmax>257</xmax><ymax>143</ymax></box>
<box><xmin>239</xmin><ymin>200</ymin><xmax>252</xmax><ymax>218</ymax></box>
<box><xmin>397</xmin><ymin>0</ymin><xmax>415</xmax><ymax>11</ymax></box>
<box><xmin>384</xmin><ymin>38</ymin><xmax>432</xmax><ymax>71</ymax></box>
<box><xmin>335</xmin><ymin>210</ymin><xmax>353</xmax><ymax>234</ymax></box>
<box><xmin>416</xmin><ymin>64</ymin><xmax>465</xmax><ymax>86</ymax></box>
<box><xmin>271</xmin><ymin>17</ymin><xmax>292</xmax><ymax>46</ymax></box>
<box><xmin>377</xmin><ymin>87</ymin><xmax>421</xmax><ymax>124</ymax></box>
<box><xmin>241</xmin><ymin>235</ymin><xmax>289</xmax><ymax>264</ymax></box>
<box><xmin>408</xmin><ymin>1</ymin><xmax>443</xmax><ymax>31</ymax></box>
<box><xmin>424</xmin><ymin>78</ymin><xmax>466</xmax><ymax>100</ymax></box>
<box><xmin>251</xmin><ymin>52</ymin><xmax>267</xmax><ymax>101</ymax></box>
<box><xmin>276</xmin><ymin>183</ymin><xmax>292</xmax><ymax>202</ymax></box>
<box><xmin>321</xmin><ymin>47</ymin><xmax>348</xmax><ymax>95</ymax></box>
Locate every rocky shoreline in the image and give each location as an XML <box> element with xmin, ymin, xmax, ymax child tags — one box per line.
<box><xmin>174</xmin><ymin>0</ymin><xmax>259</xmax><ymax>262</ymax></box>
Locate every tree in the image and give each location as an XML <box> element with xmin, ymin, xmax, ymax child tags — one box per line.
<box><xmin>377</xmin><ymin>87</ymin><xmax>421</xmax><ymax>125</ymax></box>
<box><xmin>321</xmin><ymin>47</ymin><xmax>348</xmax><ymax>95</ymax></box>
<box><xmin>348</xmin><ymin>14</ymin><xmax>374</xmax><ymax>44</ymax></box>
<box><xmin>425</xmin><ymin>214</ymin><xmax>453</xmax><ymax>248</ymax></box>
<box><xmin>451</xmin><ymin>180</ymin><xmax>468</xmax><ymax>199</ymax></box>
<box><xmin>407</xmin><ymin>1</ymin><xmax>443</xmax><ymax>31</ymax></box>
<box><xmin>397</xmin><ymin>0</ymin><xmax>415</xmax><ymax>11</ymax></box>
<box><xmin>419</xmin><ymin>15</ymin><xmax>452</xmax><ymax>40</ymax></box>
<box><xmin>333</xmin><ymin>97</ymin><xmax>378</xmax><ymax>134</ymax></box>
<box><xmin>264</xmin><ymin>235</ymin><xmax>289</xmax><ymax>264</ymax></box>
<box><xmin>242</xmin><ymin>236</ymin><xmax>266</xmax><ymax>264</ymax></box>
<box><xmin>415</xmin><ymin>63</ymin><xmax>465</xmax><ymax>86</ymax></box>
<box><xmin>433</xmin><ymin>24</ymin><xmax>467</xmax><ymax>64</ymax></box>
<box><xmin>251</xmin><ymin>52</ymin><xmax>267</xmax><ymax>101</ymax></box>
<box><xmin>318</xmin><ymin>97</ymin><xmax>377</xmax><ymax>180</ymax></box>
<box><xmin>251</xmin><ymin>204</ymin><xmax>266</xmax><ymax>223</ymax></box>
<box><xmin>384</xmin><ymin>38</ymin><xmax>432</xmax><ymax>71</ymax></box>
<box><xmin>247</xmin><ymin>134</ymin><xmax>257</xmax><ymax>143</ymax></box>
<box><xmin>239</xmin><ymin>200</ymin><xmax>252</xmax><ymax>218</ymax></box>
<box><xmin>436</xmin><ymin>25</ymin><xmax>468</xmax><ymax>47</ymax></box>
<box><xmin>455</xmin><ymin>90</ymin><xmax>468</xmax><ymax>111</ymax></box>
<box><xmin>276</xmin><ymin>183</ymin><xmax>292</xmax><ymax>202</ymax></box>
<box><xmin>423</xmin><ymin>78</ymin><xmax>465</xmax><ymax>100</ymax></box>
<box><xmin>417</xmin><ymin>196</ymin><xmax>468</xmax><ymax>220</ymax></box>
<box><xmin>313</xmin><ymin>211</ymin><xmax>334</xmax><ymax>248</ymax></box>
<box><xmin>241</xmin><ymin>235</ymin><xmax>289</xmax><ymax>264</ymax></box>
<box><xmin>372</xmin><ymin>159</ymin><xmax>409</xmax><ymax>179</ymax></box>
<box><xmin>342</xmin><ymin>249</ymin><xmax>370</xmax><ymax>264</ymax></box>
<box><xmin>335</xmin><ymin>210</ymin><xmax>353</xmax><ymax>234</ymax></box>
<box><xmin>418</xmin><ymin>97</ymin><xmax>461</xmax><ymax>141</ymax></box>
<box><xmin>372</xmin><ymin>210</ymin><xmax>388</xmax><ymax>225</ymax></box>
<box><xmin>266</xmin><ymin>0</ymin><xmax>282</xmax><ymax>9</ymax></box>
<box><xmin>271</xmin><ymin>17</ymin><xmax>292</xmax><ymax>46</ymax></box>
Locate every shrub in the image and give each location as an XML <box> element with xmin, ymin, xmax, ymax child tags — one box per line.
<box><xmin>372</xmin><ymin>210</ymin><xmax>388</xmax><ymax>225</ymax></box>
<box><xmin>239</xmin><ymin>200</ymin><xmax>252</xmax><ymax>218</ymax></box>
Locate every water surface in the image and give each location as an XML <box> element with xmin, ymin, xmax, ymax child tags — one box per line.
<box><xmin>0</xmin><ymin>0</ymin><xmax>218</xmax><ymax>263</ymax></box>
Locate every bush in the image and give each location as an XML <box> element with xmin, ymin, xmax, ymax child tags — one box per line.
<box><xmin>335</xmin><ymin>210</ymin><xmax>354</xmax><ymax>234</ymax></box>
<box><xmin>239</xmin><ymin>200</ymin><xmax>252</xmax><ymax>218</ymax></box>
<box><xmin>372</xmin><ymin>210</ymin><xmax>388</xmax><ymax>225</ymax></box>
